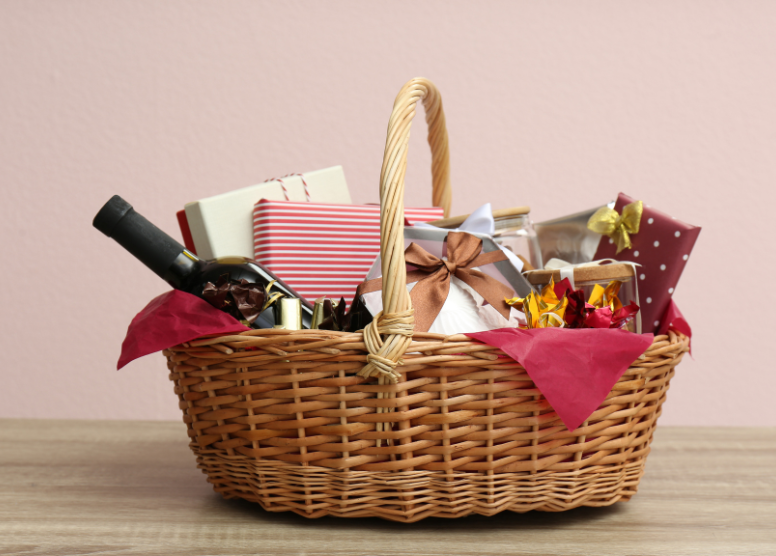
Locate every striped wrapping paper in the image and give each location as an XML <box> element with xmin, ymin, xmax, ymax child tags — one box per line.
<box><xmin>253</xmin><ymin>200</ymin><xmax>444</xmax><ymax>304</ymax></box>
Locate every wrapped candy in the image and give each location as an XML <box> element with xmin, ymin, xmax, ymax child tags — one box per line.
<box><xmin>311</xmin><ymin>295</ymin><xmax>374</xmax><ymax>332</ymax></box>
<box><xmin>202</xmin><ymin>274</ymin><xmax>284</xmax><ymax>327</ymax></box>
<box><xmin>507</xmin><ymin>277</ymin><xmax>640</xmax><ymax>331</ymax></box>
<box><xmin>311</xmin><ymin>297</ymin><xmax>343</xmax><ymax>329</ymax></box>
<box><xmin>522</xmin><ymin>261</ymin><xmax>641</xmax><ymax>333</ymax></box>
<box><xmin>506</xmin><ymin>281</ymin><xmax>567</xmax><ymax>329</ymax></box>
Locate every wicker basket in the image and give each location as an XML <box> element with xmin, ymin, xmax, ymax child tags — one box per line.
<box><xmin>165</xmin><ymin>77</ymin><xmax>689</xmax><ymax>522</ymax></box>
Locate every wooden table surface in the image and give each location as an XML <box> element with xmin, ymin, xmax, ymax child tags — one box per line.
<box><xmin>1</xmin><ymin>419</ymin><xmax>774</xmax><ymax>556</ymax></box>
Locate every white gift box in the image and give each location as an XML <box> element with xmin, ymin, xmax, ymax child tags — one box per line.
<box><xmin>185</xmin><ymin>166</ymin><xmax>352</xmax><ymax>260</ymax></box>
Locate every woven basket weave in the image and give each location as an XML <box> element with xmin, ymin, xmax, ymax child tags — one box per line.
<box><xmin>165</xmin><ymin>77</ymin><xmax>689</xmax><ymax>522</ymax></box>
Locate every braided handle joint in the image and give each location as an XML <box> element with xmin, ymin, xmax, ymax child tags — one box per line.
<box><xmin>360</xmin><ymin>77</ymin><xmax>450</xmax><ymax>382</ymax></box>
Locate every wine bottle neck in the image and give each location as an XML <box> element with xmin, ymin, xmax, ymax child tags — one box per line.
<box><xmin>164</xmin><ymin>249</ymin><xmax>204</xmax><ymax>289</ymax></box>
<box><xmin>94</xmin><ymin>196</ymin><xmax>202</xmax><ymax>288</ymax></box>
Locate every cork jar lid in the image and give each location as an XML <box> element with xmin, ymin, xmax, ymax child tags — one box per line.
<box><xmin>524</xmin><ymin>263</ymin><xmax>635</xmax><ymax>286</ymax></box>
<box><xmin>429</xmin><ymin>206</ymin><xmax>530</xmax><ymax>229</ymax></box>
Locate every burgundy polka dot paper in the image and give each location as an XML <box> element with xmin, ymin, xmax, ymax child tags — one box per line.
<box><xmin>593</xmin><ymin>193</ymin><xmax>700</xmax><ymax>334</ymax></box>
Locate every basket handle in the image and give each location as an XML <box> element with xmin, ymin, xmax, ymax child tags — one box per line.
<box><xmin>358</xmin><ymin>77</ymin><xmax>451</xmax><ymax>383</ymax></box>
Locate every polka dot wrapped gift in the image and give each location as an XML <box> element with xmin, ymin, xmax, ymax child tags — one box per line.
<box><xmin>592</xmin><ymin>193</ymin><xmax>701</xmax><ymax>334</ymax></box>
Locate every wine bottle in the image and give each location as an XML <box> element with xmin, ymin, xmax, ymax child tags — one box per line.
<box><xmin>93</xmin><ymin>195</ymin><xmax>313</xmax><ymax>328</ymax></box>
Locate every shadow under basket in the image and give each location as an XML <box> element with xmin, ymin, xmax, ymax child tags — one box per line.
<box><xmin>165</xmin><ymin>329</ymin><xmax>688</xmax><ymax>523</ymax></box>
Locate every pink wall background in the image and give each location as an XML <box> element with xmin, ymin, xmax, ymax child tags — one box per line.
<box><xmin>1</xmin><ymin>1</ymin><xmax>773</xmax><ymax>425</ymax></box>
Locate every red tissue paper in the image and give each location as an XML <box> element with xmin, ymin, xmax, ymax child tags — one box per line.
<box><xmin>657</xmin><ymin>298</ymin><xmax>693</xmax><ymax>354</ymax></box>
<box><xmin>657</xmin><ymin>299</ymin><xmax>691</xmax><ymax>338</ymax></box>
<box><xmin>117</xmin><ymin>290</ymin><xmax>249</xmax><ymax>370</ymax></box>
<box><xmin>466</xmin><ymin>328</ymin><xmax>654</xmax><ymax>431</ymax></box>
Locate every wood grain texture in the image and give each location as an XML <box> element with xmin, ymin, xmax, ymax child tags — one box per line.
<box><xmin>1</xmin><ymin>419</ymin><xmax>774</xmax><ymax>556</ymax></box>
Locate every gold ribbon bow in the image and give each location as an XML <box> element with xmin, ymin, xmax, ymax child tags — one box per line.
<box><xmin>587</xmin><ymin>200</ymin><xmax>643</xmax><ymax>254</ymax></box>
<box><xmin>361</xmin><ymin>232</ymin><xmax>514</xmax><ymax>332</ymax></box>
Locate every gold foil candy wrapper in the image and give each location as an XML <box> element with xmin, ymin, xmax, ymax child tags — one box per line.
<box><xmin>588</xmin><ymin>280</ymin><xmax>623</xmax><ymax>313</ymax></box>
<box><xmin>505</xmin><ymin>278</ymin><xmax>568</xmax><ymax>329</ymax></box>
<box><xmin>508</xmin><ymin>276</ymin><xmax>639</xmax><ymax>330</ymax></box>
<box><xmin>311</xmin><ymin>297</ymin><xmax>339</xmax><ymax>329</ymax></box>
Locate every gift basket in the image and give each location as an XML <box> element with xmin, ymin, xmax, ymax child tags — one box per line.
<box><xmin>95</xmin><ymin>78</ymin><xmax>692</xmax><ymax>522</ymax></box>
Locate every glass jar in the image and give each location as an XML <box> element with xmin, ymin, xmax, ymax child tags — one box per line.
<box><xmin>492</xmin><ymin>214</ymin><xmax>543</xmax><ymax>270</ymax></box>
<box><xmin>524</xmin><ymin>263</ymin><xmax>641</xmax><ymax>333</ymax></box>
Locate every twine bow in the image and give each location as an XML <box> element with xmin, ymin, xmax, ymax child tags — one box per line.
<box><xmin>361</xmin><ymin>232</ymin><xmax>514</xmax><ymax>333</ymax></box>
<box><xmin>587</xmin><ymin>200</ymin><xmax>643</xmax><ymax>254</ymax></box>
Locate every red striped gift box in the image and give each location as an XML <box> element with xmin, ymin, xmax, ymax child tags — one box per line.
<box><xmin>253</xmin><ymin>200</ymin><xmax>444</xmax><ymax>304</ymax></box>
